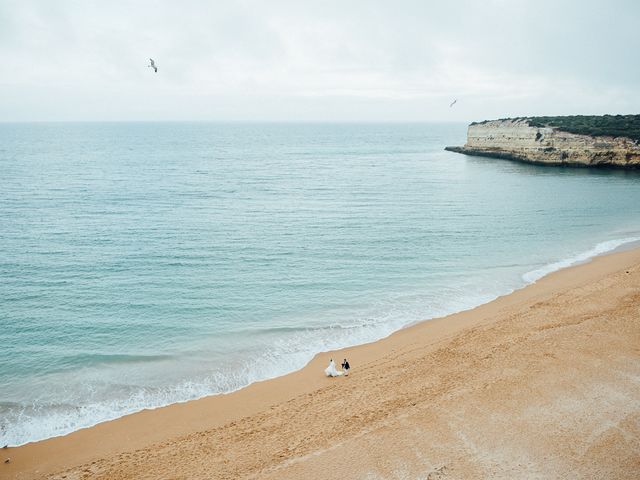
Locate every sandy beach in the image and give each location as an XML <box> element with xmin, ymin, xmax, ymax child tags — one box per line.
<box><xmin>3</xmin><ymin>246</ymin><xmax>640</xmax><ymax>479</ymax></box>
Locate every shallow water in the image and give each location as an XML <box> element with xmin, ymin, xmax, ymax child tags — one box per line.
<box><xmin>1</xmin><ymin>122</ymin><xmax>640</xmax><ymax>445</ymax></box>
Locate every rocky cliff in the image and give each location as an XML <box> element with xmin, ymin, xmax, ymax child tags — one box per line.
<box><xmin>446</xmin><ymin>118</ymin><xmax>640</xmax><ymax>168</ymax></box>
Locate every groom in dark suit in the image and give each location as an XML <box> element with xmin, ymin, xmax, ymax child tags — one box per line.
<box><xmin>341</xmin><ymin>359</ymin><xmax>350</xmax><ymax>376</ymax></box>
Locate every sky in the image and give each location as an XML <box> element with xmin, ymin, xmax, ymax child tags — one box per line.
<box><xmin>1</xmin><ymin>0</ymin><xmax>639</xmax><ymax>122</ymax></box>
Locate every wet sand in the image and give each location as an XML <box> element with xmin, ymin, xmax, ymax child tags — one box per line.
<box><xmin>3</xmin><ymin>247</ymin><xmax>640</xmax><ymax>479</ymax></box>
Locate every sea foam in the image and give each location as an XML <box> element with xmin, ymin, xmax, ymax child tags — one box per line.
<box><xmin>522</xmin><ymin>237</ymin><xmax>640</xmax><ymax>284</ymax></box>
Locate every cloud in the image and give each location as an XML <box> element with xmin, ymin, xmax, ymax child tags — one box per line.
<box><xmin>0</xmin><ymin>0</ymin><xmax>638</xmax><ymax>121</ymax></box>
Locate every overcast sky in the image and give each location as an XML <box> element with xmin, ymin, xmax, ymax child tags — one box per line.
<box><xmin>1</xmin><ymin>0</ymin><xmax>638</xmax><ymax>122</ymax></box>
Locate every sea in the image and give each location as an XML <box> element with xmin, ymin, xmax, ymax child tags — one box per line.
<box><xmin>2</xmin><ymin>122</ymin><xmax>640</xmax><ymax>446</ymax></box>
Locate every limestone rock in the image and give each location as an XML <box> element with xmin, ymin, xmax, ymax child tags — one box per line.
<box><xmin>446</xmin><ymin>119</ymin><xmax>640</xmax><ymax>168</ymax></box>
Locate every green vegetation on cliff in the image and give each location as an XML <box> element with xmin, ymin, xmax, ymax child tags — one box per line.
<box><xmin>527</xmin><ymin>115</ymin><xmax>640</xmax><ymax>142</ymax></box>
<box><xmin>472</xmin><ymin>115</ymin><xmax>640</xmax><ymax>142</ymax></box>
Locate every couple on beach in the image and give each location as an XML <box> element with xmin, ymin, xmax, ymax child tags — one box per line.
<box><xmin>324</xmin><ymin>358</ymin><xmax>350</xmax><ymax>377</ymax></box>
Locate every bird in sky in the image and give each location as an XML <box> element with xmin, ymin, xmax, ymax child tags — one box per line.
<box><xmin>148</xmin><ymin>58</ymin><xmax>158</xmax><ymax>73</ymax></box>
<box><xmin>449</xmin><ymin>99</ymin><xmax>457</xmax><ymax>107</ymax></box>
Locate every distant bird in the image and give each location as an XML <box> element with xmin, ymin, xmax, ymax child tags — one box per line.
<box><xmin>3</xmin><ymin>458</ymin><xmax>9</xmax><ymax>464</ymax></box>
<box><xmin>449</xmin><ymin>99</ymin><xmax>457</xmax><ymax>108</ymax></box>
<box><xmin>148</xmin><ymin>58</ymin><xmax>158</xmax><ymax>73</ymax></box>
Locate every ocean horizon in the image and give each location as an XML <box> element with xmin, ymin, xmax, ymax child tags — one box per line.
<box><xmin>2</xmin><ymin>121</ymin><xmax>640</xmax><ymax>446</ymax></box>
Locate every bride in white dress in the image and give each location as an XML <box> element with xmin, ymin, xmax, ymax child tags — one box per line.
<box><xmin>324</xmin><ymin>358</ymin><xmax>343</xmax><ymax>377</ymax></box>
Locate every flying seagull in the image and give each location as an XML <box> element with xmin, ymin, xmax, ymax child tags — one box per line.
<box><xmin>148</xmin><ymin>58</ymin><xmax>158</xmax><ymax>73</ymax></box>
<box><xmin>449</xmin><ymin>99</ymin><xmax>457</xmax><ymax>108</ymax></box>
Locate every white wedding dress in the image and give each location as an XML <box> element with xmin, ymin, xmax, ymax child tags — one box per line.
<box><xmin>324</xmin><ymin>359</ymin><xmax>343</xmax><ymax>377</ymax></box>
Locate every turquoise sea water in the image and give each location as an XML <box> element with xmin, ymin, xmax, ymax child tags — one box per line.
<box><xmin>1</xmin><ymin>122</ymin><xmax>640</xmax><ymax>446</ymax></box>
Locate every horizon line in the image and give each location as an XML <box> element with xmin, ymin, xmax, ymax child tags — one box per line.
<box><xmin>0</xmin><ymin>119</ymin><xmax>475</xmax><ymax>124</ymax></box>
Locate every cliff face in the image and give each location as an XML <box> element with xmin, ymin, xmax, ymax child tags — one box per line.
<box><xmin>446</xmin><ymin>119</ymin><xmax>640</xmax><ymax>168</ymax></box>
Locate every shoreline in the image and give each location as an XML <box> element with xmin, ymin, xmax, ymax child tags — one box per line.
<box><xmin>4</xmin><ymin>245</ymin><xmax>640</xmax><ymax>478</ymax></box>
<box><xmin>5</xmin><ymin>237</ymin><xmax>640</xmax><ymax>449</ymax></box>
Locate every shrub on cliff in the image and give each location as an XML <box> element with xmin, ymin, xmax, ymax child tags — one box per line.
<box><xmin>471</xmin><ymin>115</ymin><xmax>640</xmax><ymax>142</ymax></box>
<box><xmin>525</xmin><ymin>115</ymin><xmax>640</xmax><ymax>142</ymax></box>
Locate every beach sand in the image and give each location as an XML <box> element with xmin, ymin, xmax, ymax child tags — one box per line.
<box><xmin>3</xmin><ymin>247</ymin><xmax>640</xmax><ymax>479</ymax></box>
